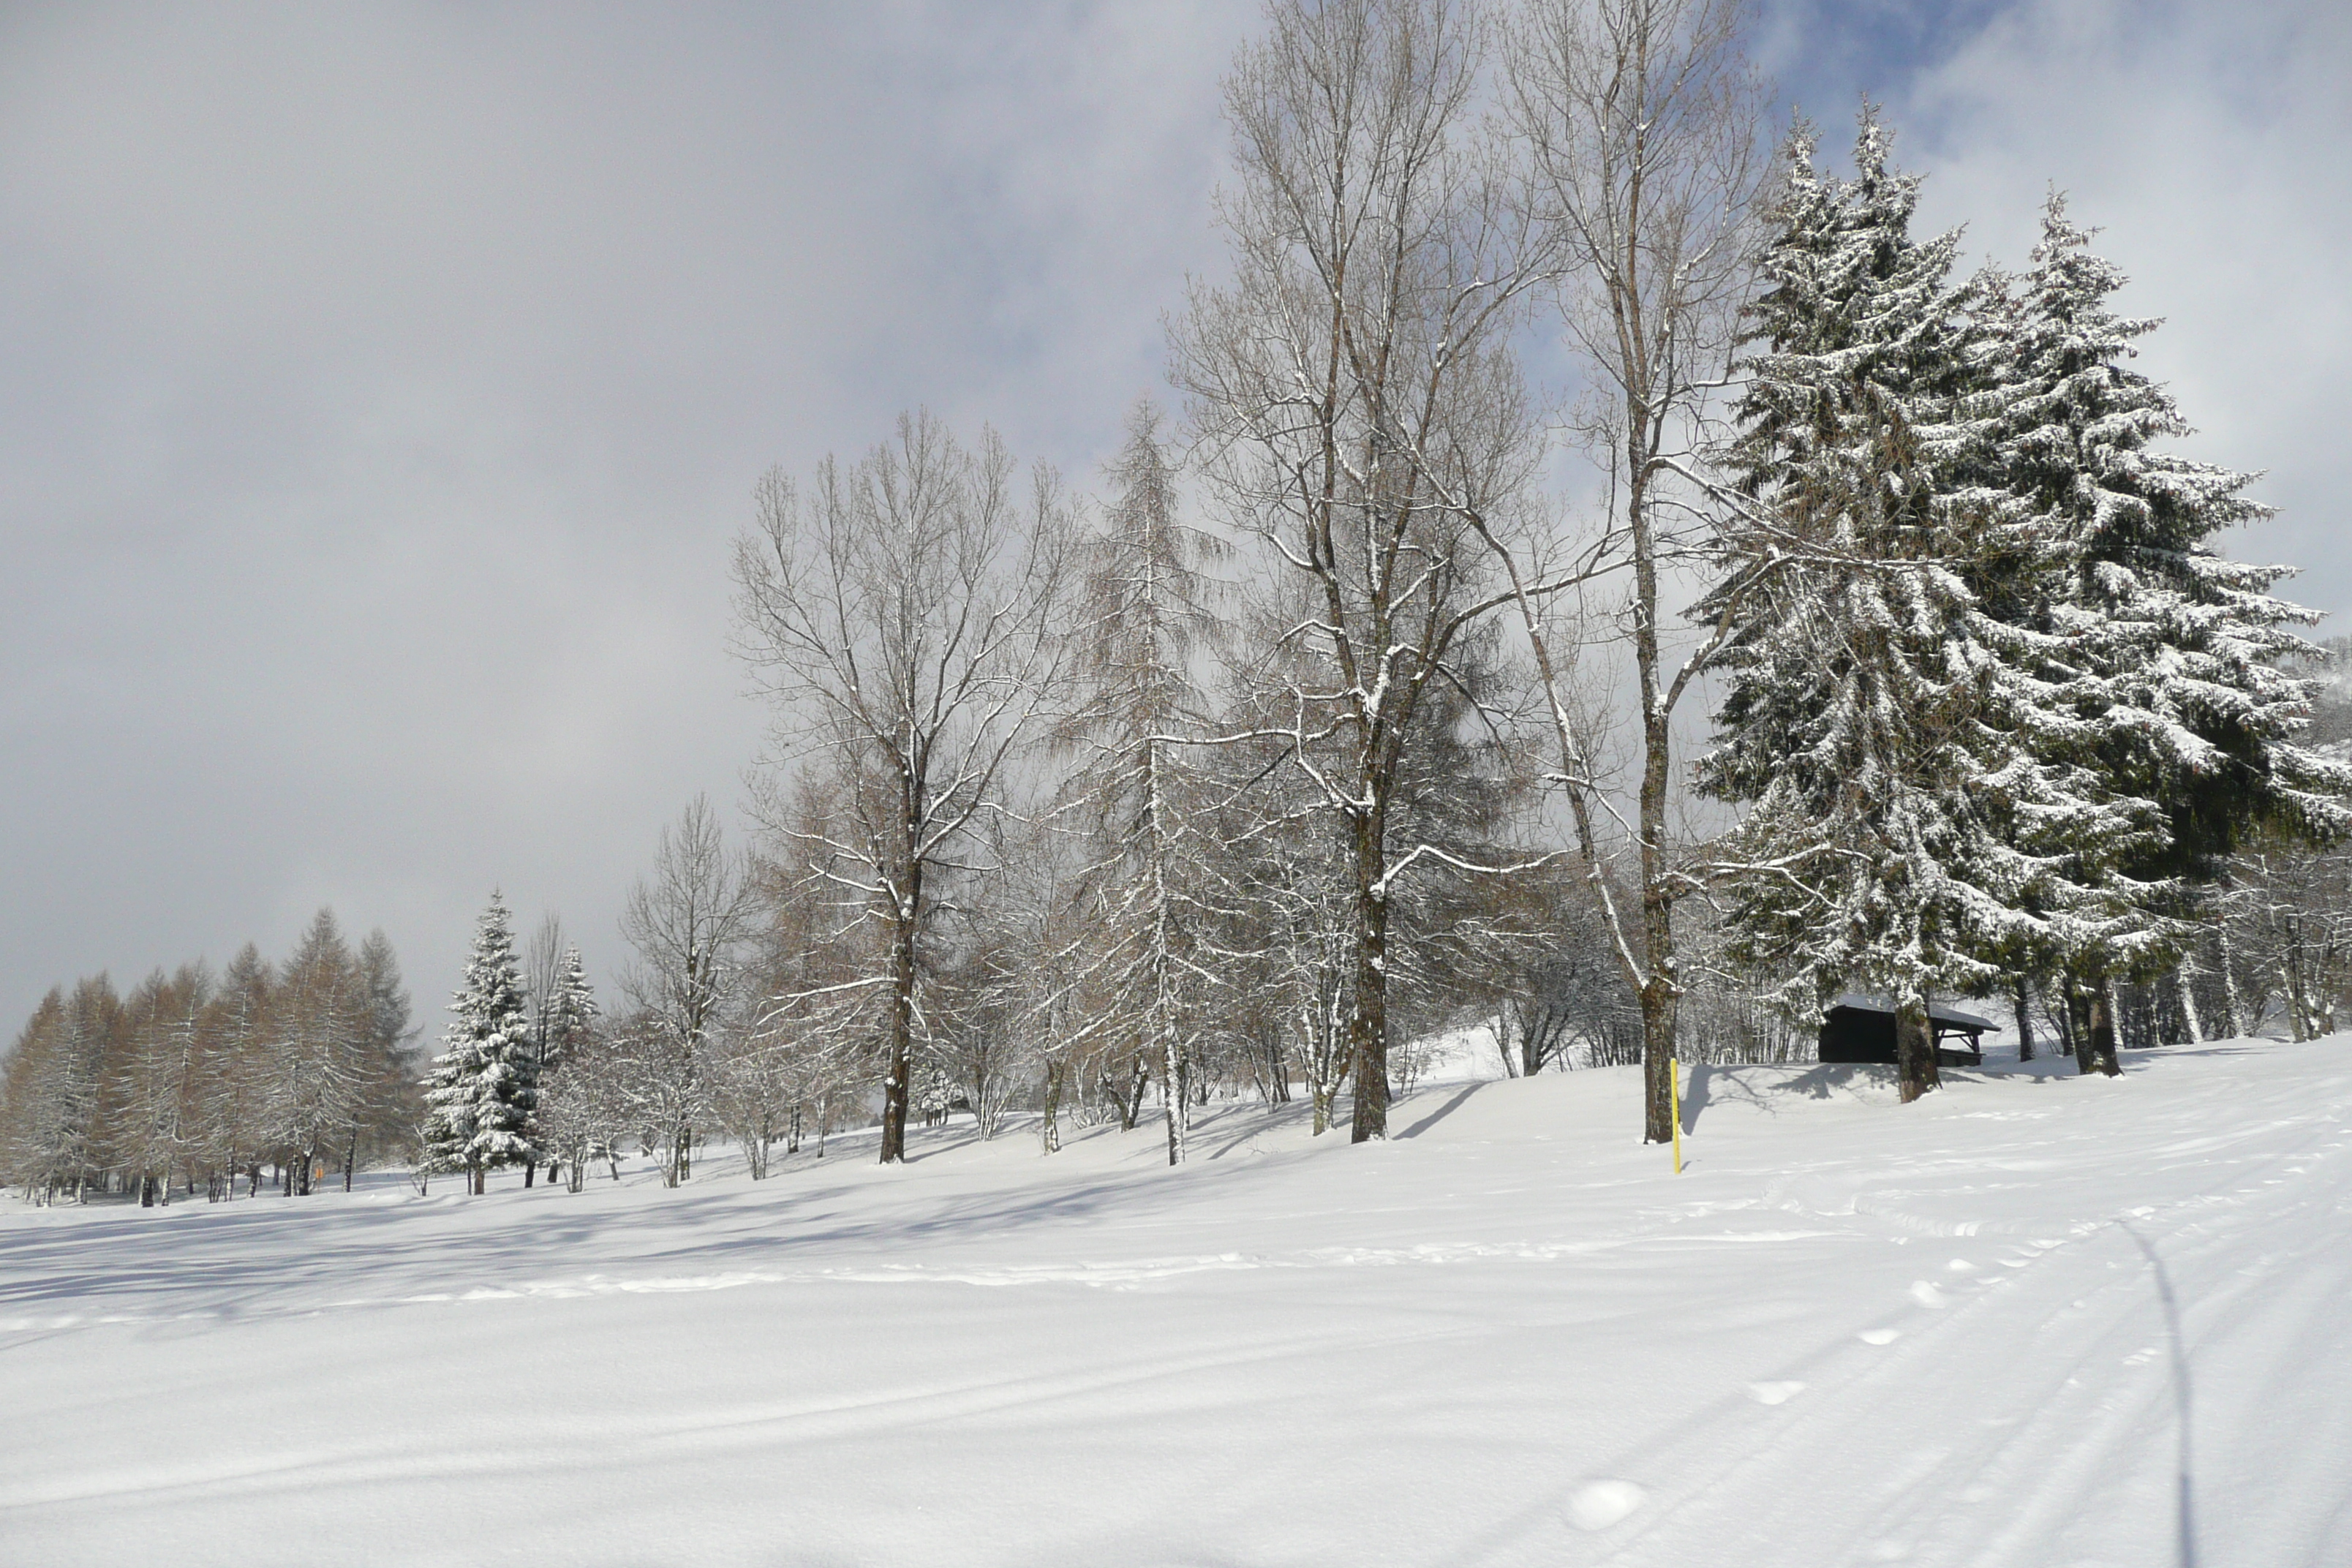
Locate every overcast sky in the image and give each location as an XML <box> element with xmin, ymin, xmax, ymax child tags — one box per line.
<box><xmin>4</xmin><ymin>0</ymin><xmax>2345</xmax><ymax>1036</ymax></box>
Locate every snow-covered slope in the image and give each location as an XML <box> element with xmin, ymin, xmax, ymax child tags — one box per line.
<box><xmin>4</xmin><ymin>1040</ymin><xmax>2349</xmax><ymax>1567</ymax></box>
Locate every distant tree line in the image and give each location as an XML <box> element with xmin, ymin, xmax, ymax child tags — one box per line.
<box><xmin>0</xmin><ymin>911</ymin><xmax>417</xmax><ymax>1205</ymax></box>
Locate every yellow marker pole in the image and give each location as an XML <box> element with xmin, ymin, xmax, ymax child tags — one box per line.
<box><xmin>1670</xmin><ymin>1058</ymin><xmax>1683</xmax><ymax>1174</ymax></box>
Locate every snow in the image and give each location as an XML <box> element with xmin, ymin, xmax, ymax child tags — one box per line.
<box><xmin>6</xmin><ymin>1039</ymin><xmax>2352</xmax><ymax>1567</ymax></box>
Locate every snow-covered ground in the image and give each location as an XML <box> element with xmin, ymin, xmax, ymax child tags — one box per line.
<box><xmin>5</xmin><ymin>1039</ymin><xmax>2350</xmax><ymax>1567</ymax></box>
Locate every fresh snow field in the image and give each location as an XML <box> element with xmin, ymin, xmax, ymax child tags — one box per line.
<box><xmin>5</xmin><ymin>1039</ymin><xmax>2351</xmax><ymax>1567</ymax></box>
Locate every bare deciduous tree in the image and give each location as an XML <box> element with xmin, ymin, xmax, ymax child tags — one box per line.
<box><xmin>1498</xmin><ymin>0</ymin><xmax>1766</xmax><ymax>1141</ymax></box>
<box><xmin>619</xmin><ymin>796</ymin><xmax>755</xmax><ymax>1185</ymax></box>
<box><xmin>732</xmin><ymin>410</ymin><xmax>1074</xmax><ymax>1163</ymax></box>
<box><xmin>1175</xmin><ymin>0</ymin><xmax>1549</xmax><ymax>1143</ymax></box>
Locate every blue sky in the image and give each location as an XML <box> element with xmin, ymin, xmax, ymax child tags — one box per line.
<box><xmin>3</xmin><ymin>0</ymin><xmax>2345</xmax><ymax>1033</ymax></box>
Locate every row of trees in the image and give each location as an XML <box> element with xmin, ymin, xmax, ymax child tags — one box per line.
<box><xmin>419</xmin><ymin>838</ymin><xmax>811</xmax><ymax>1196</ymax></box>
<box><xmin>706</xmin><ymin>0</ymin><xmax>2344</xmax><ymax>1165</ymax></box>
<box><xmin>0</xmin><ymin>912</ymin><xmax>415</xmax><ymax>1205</ymax></box>
<box><xmin>12</xmin><ymin>1</ymin><xmax>2341</xmax><ymax>1200</ymax></box>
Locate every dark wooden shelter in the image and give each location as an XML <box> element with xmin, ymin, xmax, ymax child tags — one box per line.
<box><xmin>1818</xmin><ymin>994</ymin><xmax>1996</xmax><ymax>1066</ymax></box>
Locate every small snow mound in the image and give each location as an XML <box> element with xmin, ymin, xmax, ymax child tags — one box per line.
<box><xmin>1565</xmin><ymin>1479</ymin><xmax>1645</xmax><ymax>1531</ymax></box>
<box><xmin>1747</xmin><ymin>1381</ymin><xmax>1806</xmax><ymax>1406</ymax></box>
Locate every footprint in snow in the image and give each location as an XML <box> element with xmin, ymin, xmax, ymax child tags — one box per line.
<box><xmin>1564</xmin><ymin>1480</ymin><xmax>1646</xmax><ymax>1531</ymax></box>
<box><xmin>1910</xmin><ymin>1281</ymin><xmax>1949</xmax><ymax>1308</ymax></box>
<box><xmin>1859</xmin><ymin>1328</ymin><xmax>1901</xmax><ymax>1345</ymax></box>
<box><xmin>1747</xmin><ymin>1381</ymin><xmax>1806</xmax><ymax>1406</ymax></box>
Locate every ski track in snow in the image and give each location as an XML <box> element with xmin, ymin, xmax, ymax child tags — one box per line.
<box><xmin>4</xmin><ymin>1041</ymin><xmax>2351</xmax><ymax>1567</ymax></box>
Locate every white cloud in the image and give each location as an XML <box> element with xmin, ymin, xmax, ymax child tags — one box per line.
<box><xmin>1891</xmin><ymin>0</ymin><xmax>2352</xmax><ymax>616</ymax></box>
<box><xmin>0</xmin><ymin>2</ymin><xmax>1247</xmax><ymax>1022</ymax></box>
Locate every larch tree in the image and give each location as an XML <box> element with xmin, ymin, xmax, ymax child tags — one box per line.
<box><xmin>199</xmin><ymin>944</ymin><xmax>273</xmax><ymax>1198</ymax></box>
<box><xmin>269</xmin><ymin>908</ymin><xmax>367</xmax><ymax>1196</ymax></box>
<box><xmin>739</xmin><ymin>775</ymin><xmax>885</xmax><ymax>1163</ymax></box>
<box><xmin>518</xmin><ymin>911</ymin><xmax>568</xmax><ymax>1186</ymax></box>
<box><xmin>108</xmin><ymin>965</ymin><xmax>209</xmax><ymax>1205</ymax></box>
<box><xmin>1060</xmin><ymin>402</ymin><xmax>1232</xmax><ymax>1164</ymax></box>
<box><xmin>351</xmin><ymin>928</ymin><xmax>418</xmax><ymax>1190</ymax></box>
<box><xmin>1</xmin><ymin>987</ymin><xmax>88</xmax><ymax>1202</ymax></box>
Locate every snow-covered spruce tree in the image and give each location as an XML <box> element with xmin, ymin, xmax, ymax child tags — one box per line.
<box><xmin>1981</xmin><ymin>195</ymin><xmax>2352</xmax><ymax>1066</ymax></box>
<box><xmin>423</xmin><ymin>894</ymin><xmax>538</xmax><ymax>1194</ymax></box>
<box><xmin>1700</xmin><ymin>113</ymin><xmax>2152</xmax><ymax>1101</ymax></box>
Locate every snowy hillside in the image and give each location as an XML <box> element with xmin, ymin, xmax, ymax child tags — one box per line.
<box><xmin>5</xmin><ymin>1039</ymin><xmax>2349</xmax><ymax>1567</ymax></box>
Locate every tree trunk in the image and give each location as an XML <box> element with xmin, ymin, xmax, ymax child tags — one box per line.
<box><xmin>879</xmin><ymin>907</ymin><xmax>917</xmax><ymax>1164</ymax></box>
<box><xmin>1158</xmin><ymin>977</ymin><xmax>1188</xmax><ymax>1167</ymax></box>
<box><xmin>2077</xmin><ymin>979</ymin><xmax>2124</xmax><ymax>1077</ymax></box>
<box><xmin>2013</xmin><ymin>977</ymin><xmax>2036</xmax><ymax>1062</ymax></box>
<box><xmin>1627</xmin><ymin>410</ymin><xmax>1686</xmax><ymax>1146</ymax></box>
<box><xmin>1894</xmin><ymin>991</ymin><xmax>1940</xmax><ymax>1104</ymax></box>
<box><xmin>1349</xmin><ymin>815</ymin><xmax>1392</xmax><ymax>1144</ymax></box>
<box><xmin>2175</xmin><ymin>968</ymin><xmax>2205</xmax><ymax>1044</ymax></box>
<box><xmin>1640</xmin><ymin>976</ymin><xmax>1681</xmax><ymax>1139</ymax></box>
<box><xmin>1118</xmin><ymin>1058</ymin><xmax>1150</xmax><ymax>1132</ymax></box>
<box><xmin>1040</xmin><ymin>1058</ymin><xmax>1066</xmax><ymax>1154</ymax></box>
<box><xmin>2218</xmin><ymin>927</ymin><xmax>2247</xmax><ymax>1036</ymax></box>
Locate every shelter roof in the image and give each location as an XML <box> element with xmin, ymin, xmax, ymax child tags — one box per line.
<box><xmin>1827</xmin><ymin>993</ymin><xmax>1997</xmax><ymax>1033</ymax></box>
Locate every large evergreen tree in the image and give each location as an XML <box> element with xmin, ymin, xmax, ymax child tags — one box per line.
<box><xmin>423</xmin><ymin>894</ymin><xmax>538</xmax><ymax>1194</ymax></box>
<box><xmin>1701</xmin><ymin>113</ymin><xmax>2146</xmax><ymax>1099</ymax></box>
<box><xmin>1987</xmin><ymin>195</ymin><xmax>2352</xmax><ymax>1063</ymax></box>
